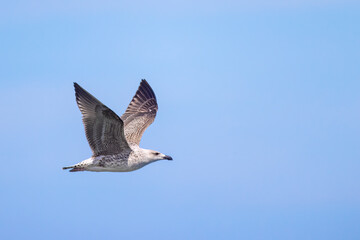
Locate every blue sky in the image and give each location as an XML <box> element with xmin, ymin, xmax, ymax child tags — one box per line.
<box><xmin>1</xmin><ymin>1</ymin><xmax>360</xmax><ymax>239</ymax></box>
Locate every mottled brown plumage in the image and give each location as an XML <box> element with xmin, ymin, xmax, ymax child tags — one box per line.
<box><xmin>63</xmin><ymin>80</ymin><xmax>172</xmax><ymax>172</ymax></box>
<box><xmin>74</xmin><ymin>83</ymin><xmax>130</xmax><ymax>156</ymax></box>
<box><xmin>121</xmin><ymin>79</ymin><xmax>158</xmax><ymax>145</ymax></box>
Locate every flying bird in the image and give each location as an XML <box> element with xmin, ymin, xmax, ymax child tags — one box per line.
<box><xmin>63</xmin><ymin>80</ymin><xmax>172</xmax><ymax>172</ymax></box>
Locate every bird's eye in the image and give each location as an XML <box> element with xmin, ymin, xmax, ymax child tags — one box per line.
<box><xmin>154</xmin><ymin>152</ymin><xmax>160</xmax><ymax>155</ymax></box>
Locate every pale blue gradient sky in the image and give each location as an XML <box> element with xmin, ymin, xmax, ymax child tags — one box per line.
<box><xmin>1</xmin><ymin>1</ymin><xmax>360</xmax><ymax>239</ymax></box>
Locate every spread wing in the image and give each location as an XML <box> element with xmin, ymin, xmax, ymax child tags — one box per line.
<box><xmin>121</xmin><ymin>80</ymin><xmax>158</xmax><ymax>145</ymax></box>
<box><xmin>74</xmin><ymin>83</ymin><xmax>130</xmax><ymax>156</ymax></box>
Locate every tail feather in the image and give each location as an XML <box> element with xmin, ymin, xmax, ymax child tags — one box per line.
<box><xmin>62</xmin><ymin>165</ymin><xmax>84</xmax><ymax>172</ymax></box>
<box><xmin>62</xmin><ymin>166</ymin><xmax>73</xmax><ymax>170</ymax></box>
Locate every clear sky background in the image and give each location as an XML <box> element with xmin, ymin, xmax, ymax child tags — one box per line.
<box><xmin>1</xmin><ymin>1</ymin><xmax>360</xmax><ymax>239</ymax></box>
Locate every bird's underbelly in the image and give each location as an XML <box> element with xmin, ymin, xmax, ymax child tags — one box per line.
<box><xmin>87</xmin><ymin>164</ymin><xmax>147</xmax><ymax>172</ymax></box>
<box><xmin>86</xmin><ymin>166</ymin><xmax>134</xmax><ymax>172</ymax></box>
<box><xmin>85</xmin><ymin>157</ymin><xmax>149</xmax><ymax>172</ymax></box>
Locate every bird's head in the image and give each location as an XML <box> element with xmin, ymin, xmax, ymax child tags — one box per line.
<box><xmin>142</xmin><ymin>149</ymin><xmax>173</xmax><ymax>162</ymax></box>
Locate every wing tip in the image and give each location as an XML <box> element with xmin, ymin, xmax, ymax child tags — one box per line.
<box><xmin>73</xmin><ymin>82</ymin><xmax>82</xmax><ymax>95</ymax></box>
<box><xmin>73</xmin><ymin>82</ymin><xmax>82</xmax><ymax>102</ymax></box>
<box><xmin>139</xmin><ymin>79</ymin><xmax>156</xmax><ymax>100</ymax></box>
<box><xmin>74</xmin><ymin>82</ymin><xmax>84</xmax><ymax>90</ymax></box>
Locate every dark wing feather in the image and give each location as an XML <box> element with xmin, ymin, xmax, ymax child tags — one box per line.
<box><xmin>121</xmin><ymin>80</ymin><xmax>158</xmax><ymax>145</ymax></box>
<box><xmin>74</xmin><ymin>83</ymin><xmax>130</xmax><ymax>156</ymax></box>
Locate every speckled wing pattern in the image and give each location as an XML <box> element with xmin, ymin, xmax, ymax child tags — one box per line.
<box><xmin>121</xmin><ymin>80</ymin><xmax>158</xmax><ymax>145</ymax></box>
<box><xmin>74</xmin><ymin>83</ymin><xmax>130</xmax><ymax>156</ymax></box>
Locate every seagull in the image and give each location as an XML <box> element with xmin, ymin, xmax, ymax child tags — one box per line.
<box><xmin>63</xmin><ymin>80</ymin><xmax>172</xmax><ymax>172</ymax></box>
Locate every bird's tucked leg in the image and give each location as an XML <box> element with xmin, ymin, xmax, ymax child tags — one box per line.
<box><xmin>69</xmin><ymin>167</ymin><xmax>85</xmax><ymax>172</ymax></box>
